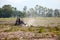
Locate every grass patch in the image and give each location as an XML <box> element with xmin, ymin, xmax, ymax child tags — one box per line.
<box><xmin>0</xmin><ymin>24</ymin><xmax>59</xmax><ymax>35</ymax></box>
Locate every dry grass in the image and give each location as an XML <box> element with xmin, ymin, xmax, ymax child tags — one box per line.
<box><xmin>0</xmin><ymin>24</ymin><xmax>60</xmax><ymax>34</ymax></box>
<box><xmin>0</xmin><ymin>18</ymin><xmax>60</xmax><ymax>40</ymax></box>
<box><xmin>0</xmin><ymin>17</ymin><xmax>60</xmax><ymax>33</ymax></box>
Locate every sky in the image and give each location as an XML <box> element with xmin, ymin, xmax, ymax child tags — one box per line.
<box><xmin>0</xmin><ymin>0</ymin><xmax>60</xmax><ymax>11</ymax></box>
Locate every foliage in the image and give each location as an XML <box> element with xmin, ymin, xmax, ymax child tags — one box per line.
<box><xmin>0</xmin><ymin>4</ymin><xmax>60</xmax><ymax>18</ymax></box>
<box><xmin>0</xmin><ymin>5</ymin><xmax>26</xmax><ymax>18</ymax></box>
<box><xmin>27</xmin><ymin>5</ymin><xmax>60</xmax><ymax>17</ymax></box>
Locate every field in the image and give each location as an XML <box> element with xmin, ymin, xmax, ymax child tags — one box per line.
<box><xmin>0</xmin><ymin>17</ymin><xmax>60</xmax><ymax>40</ymax></box>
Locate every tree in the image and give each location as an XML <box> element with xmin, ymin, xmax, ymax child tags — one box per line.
<box><xmin>0</xmin><ymin>8</ymin><xmax>3</xmax><ymax>17</ymax></box>
<box><xmin>2</xmin><ymin>5</ymin><xmax>13</xmax><ymax>18</ymax></box>
<box><xmin>54</xmin><ymin>9</ymin><xmax>60</xmax><ymax>17</ymax></box>
<box><xmin>35</xmin><ymin>5</ymin><xmax>40</xmax><ymax>16</ymax></box>
<box><xmin>0</xmin><ymin>5</ymin><xmax>26</xmax><ymax>18</ymax></box>
<box><xmin>23</xmin><ymin>6</ymin><xmax>27</xmax><ymax>17</ymax></box>
<box><xmin>12</xmin><ymin>7</ymin><xmax>18</xmax><ymax>17</ymax></box>
<box><xmin>46</xmin><ymin>9</ymin><xmax>53</xmax><ymax>17</ymax></box>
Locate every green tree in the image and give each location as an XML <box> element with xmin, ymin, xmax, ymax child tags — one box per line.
<box><xmin>0</xmin><ymin>8</ymin><xmax>3</xmax><ymax>17</ymax></box>
<box><xmin>54</xmin><ymin>9</ymin><xmax>60</xmax><ymax>17</ymax></box>
<box><xmin>23</xmin><ymin>6</ymin><xmax>27</xmax><ymax>17</ymax></box>
<box><xmin>46</xmin><ymin>9</ymin><xmax>53</xmax><ymax>17</ymax></box>
<box><xmin>2</xmin><ymin>5</ymin><xmax>13</xmax><ymax>17</ymax></box>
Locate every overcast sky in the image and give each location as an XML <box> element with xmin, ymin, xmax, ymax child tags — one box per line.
<box><xmin>0</xmin><ymin>0</ymin><xmax>60</xmax><ymax>11</ymax></box>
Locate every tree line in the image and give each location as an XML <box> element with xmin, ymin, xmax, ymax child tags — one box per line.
<box><xmin>0</xmin><ymin>5</ymin><xmax>60</xmax><ymax>18</ymax></box>
<box><xmin>0</xmin><ymin>5</ymin><xmax>25</xmax><ymax>18</ymax></box>
<box><xmin>26</xmin><ymin>5</ymin><xmax>60</xmax><ymax>17</ymax></box>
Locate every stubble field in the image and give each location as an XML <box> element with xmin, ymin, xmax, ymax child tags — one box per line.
<box><xmin>0</xmin><ymin>17</ymin><xmax>60</xmax><ymax>40</ymax></box>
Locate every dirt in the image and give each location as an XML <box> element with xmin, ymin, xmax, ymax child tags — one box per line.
<box><xmin>0</xmin><ymin>18</ymin><xmax>60</xmax><ymax>27</ymax></box>
<box><xmin>0</xmin><ymin>31</ymin><xmax>57</xmax><ymax>40</ymax></box>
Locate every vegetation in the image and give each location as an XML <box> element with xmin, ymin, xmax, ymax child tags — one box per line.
<box><xmin>0</xmin><ymin>24</ymin><xmax>60</xmax><ymax>35</ymax></box>
<box><xmin>0</xmin><ymin>18</ymin><xmax>60</xmax><ymax>40</ymax></box>
<box><xmin>0</xmin><ymin>17</ymin><xmax>60</xmax><ymax>33</ymax></box>
<box><xmin>0</xmin><ymin>5</ymin><xmax>25</xmax><ymax>18</ymax></box>
<box><xmin>0</xmin><ymin>5</ymin><xmax>60</xmax><ymax>18</ymax></box>
<box><xmin>0</xmin><ymin>3</ymin><xmax>60</xmax><ymax>40</ymax></box>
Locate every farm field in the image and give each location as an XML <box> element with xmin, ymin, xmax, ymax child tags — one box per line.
<box><xmin>0</xmin><ymin>17</ymin><xmax>60</xmax><ymax>40</ymax></box>
<box><xmin>0</xmin><ymin>17</ymin><xmax>60</xmax><ymax>26</ymax></box>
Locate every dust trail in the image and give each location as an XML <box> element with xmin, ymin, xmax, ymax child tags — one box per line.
<box><xmin>25</xmin><ymin>18</ymin><xmax>36</xmax><ymax>26</ymax></box>
<box><xmin>23</xmin><ymin>18</ymin><xmax>60</xmax><ymax>27</ymax></box>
